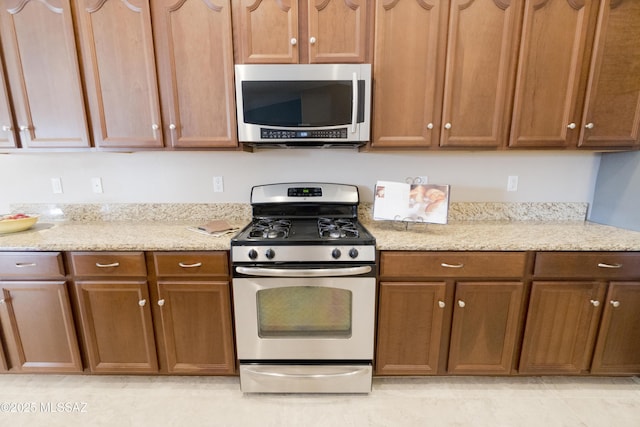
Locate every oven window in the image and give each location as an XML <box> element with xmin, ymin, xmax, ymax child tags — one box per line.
<box><xmin>256</xmin><ymin>286</ymin><xmax>352</xmax><ymax>338</ymax></box>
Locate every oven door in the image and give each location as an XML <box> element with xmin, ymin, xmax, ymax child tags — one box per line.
<box><xmin>232</xmin><ymin>267</ymin><xmax>375</xmax><ymax>361</ymax></box>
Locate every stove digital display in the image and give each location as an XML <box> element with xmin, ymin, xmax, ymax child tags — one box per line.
<box><xmin>288</xmin><ymin>187</ymin><xmax>323</xmax><ymax>197</ymax></box>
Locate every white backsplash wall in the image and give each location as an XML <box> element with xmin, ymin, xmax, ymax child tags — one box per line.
<box><xmin>0</xmin><ymin>150</ymin><xmax>600</xmax><ymax>213</ymax></box>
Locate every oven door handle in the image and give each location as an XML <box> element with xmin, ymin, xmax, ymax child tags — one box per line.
<box><xmin>243</xmin><ymin>366</ymin><xmax>370</xmax><ymax>379</ymax></box>
<box><xmin>235</xmin><ymin>266</ymin><xmax>372</xmax><ymax>277</ymax></box>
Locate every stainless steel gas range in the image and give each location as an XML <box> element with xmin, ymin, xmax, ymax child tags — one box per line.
<box><xmin>231</xmin><ymin>182</ymin><xmax>376</xmax><ymax>393</ymax></box>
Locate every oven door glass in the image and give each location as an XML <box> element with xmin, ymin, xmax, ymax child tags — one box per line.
<box><xmin>257</xmin><ymin>286</ymin><xmax>352</xmax><ymax>338</ymax></box>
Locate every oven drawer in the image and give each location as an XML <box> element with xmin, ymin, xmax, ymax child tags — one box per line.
<box><xmin>68</xmin><ymin>252</ymin><xmax>147</xmax><ymax>277</ymax></box>
<box><xmin>380</xmin><ymin>251</ymin><xmax>528</xmax><ymax>278</ymax></box>
<box><xmin>0</xmin><ymin>252</ymin><xmax>65</xmax><ymax>278</ymax></box>
<box><xmin>534</xmin><ymin>252</ymin><xmax>640</xmax><ymax>279</ymax></box>
<box><xmin>153</xmin><ymin>252</ymin><xmax>228</xmax><ymax>277</ymax></box>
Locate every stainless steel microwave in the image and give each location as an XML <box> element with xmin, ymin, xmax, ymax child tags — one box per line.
<box><xmin>234</xmin><ymin>64</ymin><xmax>372</xmax><ymax>148</ymax></box>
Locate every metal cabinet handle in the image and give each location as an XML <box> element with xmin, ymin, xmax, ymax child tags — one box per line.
<box><xmin>309</xmin><ymin>36</ymin><xmax>317</xmax><ymax>44</ymax></box>
<box><xmin>138</xmin><ymin>299</ymin><xmax>146</xmax><ymax>307</ymax></box>
<box><xmin>597</xmin><ymin>263</ymin><xmax>622</xmax><ymax>269</ymax></box>
<box><xmin>1</xmin><ymin>125</ymin><xmax>11</xmax><ymax>132</ymax></box>
<box><xmin>457</xmin><ymin>300</ymin><xmax>465</xmax><ymax>308</ymax></box>
<box><xmin>585</xmin><ymin>122</ymin><xmax>595</xmax><ymax>129</ymax></box>
<box><xmin>441</xmin><ymin>263</ymin><xmax>464</xmax><ymax>269</ymax></box>
<box><xmin>426</xmin><ymin>123</ymin><xmax>434</xmax><ymax>130</ymax></box>
<box><xmin>438</xmin><ymin>300</ymin><xmax>445</xmax><ymax>309</ymax></box>
<box><xmin>590</xmin><ymin>299</ymin><xmax>600</xmax><ymax>307</ymax></box>
<box><xmin>290</xmin><ymin>37</ymin><xmax>297</xmax><ymax>45</ymax></box>
<box><xmin>169</xmin><ymin>124</ymin><xmax>176</xmax><ymax>130</ymax></box>
<box><xmin>567</xmin><ymin>122</ymin><xmax>576</xmax><ymax>129</ymax></box>
<box><xmin>151</xmin><ymin>123</ymin><xmax>159</xmax><ymax>131</ymax></box>
<box><xmin>610</xmin><ymin>300</ymin><xmax>620</xmax><ymax>308</ymax></box>
<box><xmin>0</xmin><ymin>299</ymin><xmax>4</xmax><ymax>304</ymax></box>
<box><xmin>444</xmin><ymin>123</ymin><xmax>452</xmax><ymax>130</ymax></box>
<box><xmin>96</xmin><ymin>262</ymin><xmax>120</xmax><ymax>268</ymax></box>
<box><xmin>157</xmin><ymin>299</ymin><xmax>165</xmax><ymax>307</ymax></box>
<box><xmin>15</xmin><ymin>262</ymin><xmax>37</xmax><ymax>268</ymax></box>
<box><xmin>19</xmin><ymin>125</ymin><xmax>29</xmax><ymax>131</ymax></box>
<box><xmin>178</xmin><ymin>262</ymin><xmax>202</xmax><ymax>268</ymax></box>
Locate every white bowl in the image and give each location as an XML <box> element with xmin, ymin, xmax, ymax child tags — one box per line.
<box><xmin>0</xmin><ymin>214</ymin><xmax>39</xmax><ymax>234</ymax></box>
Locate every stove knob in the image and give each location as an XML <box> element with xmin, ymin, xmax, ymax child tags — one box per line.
<box><xmin>349</xmin><ymin>248</ymin><xmax>359</xmax><ymax>259</ymax></box>
<box><xmin>265</xmin><ymin>249</ymin><xmax>276</xmax><ymax>260</ymax></box>
<box><xmin>248</xmin><ymin>249</ymin><xmax>258</xmax><ymax>260</ymax></box>
<box><xmin>332</xmin><ymin>248</ymin><xmax>342</xmax><ymax>259</ymax></box>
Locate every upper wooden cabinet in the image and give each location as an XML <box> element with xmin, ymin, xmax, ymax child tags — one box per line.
<box><xmin>74</xmin><ymin>0</ymin><xmax>163</xmax><ymax>149</ymax></box>
<box><xmin>439</xmin><ymin>0</ymin><xmax>523</xmax><ymax>149</ymax></box>
<box><xmin>0</xmin><ymin>0</ymin><xmax>91</xmax><ymax>148</ymax></box>
<box><xmin>370</xmin><ymin>0</ymin><xmax>449</xmax><ymax>149</ymax></box>
<box><xmin>0</xmin><ymin>55</ymin><xmax>17</xmax><ymax>148</ymax></box>
<box><xmin>234</xmin><ymin>0</ymin><xmax>371</xmax><ymax>64</ymax></box>
<box><xmin>152</xmin><ymin>0</ymin><xmax>237</xmax><ymax>148</ymax></box>
<box><xmin>509</xmin><ymin>0</ymin><xmax>598</xmax><ymax>149</ymax></box>
<box><xmin>578</xmin><ymin>0</ymin><xmax>640</xmax><ymax>149</ymax></box>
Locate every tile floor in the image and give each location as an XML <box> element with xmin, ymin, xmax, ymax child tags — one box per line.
<box><xmin>0</xmin><ymin>375</ymin><xmax>638</xmax><ymax>427</ymax></box>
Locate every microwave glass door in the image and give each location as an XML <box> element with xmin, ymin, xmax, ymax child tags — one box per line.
<box><xmin>241</xmin><ymin>80</ymin><xmax>366</xmax><ymax>127</ymax></box>
<box><xmin>257</xmin><ymin>286</ymin><xmax>352</xmax><ymax>338</ymax></box>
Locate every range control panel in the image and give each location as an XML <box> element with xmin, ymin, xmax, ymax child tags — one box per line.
<box><xmin>260</xmin><ymin>128</ymin><xmax>348</xmax><ymax>139</ymax></box>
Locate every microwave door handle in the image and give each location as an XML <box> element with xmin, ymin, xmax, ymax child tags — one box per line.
<box><xmin>235</xmin><ymin>266</ymin><xmax>371</xmax><ymax>277</ymax></box>
<box><xmin>351</xmin><ymin>72</ymin><xmax>358</xmax><ymax>133</ymax></box>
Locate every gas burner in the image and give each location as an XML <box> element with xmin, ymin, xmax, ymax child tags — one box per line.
<box><xmin>318</xmin><ymin>217</ymin><xmax>359</xmax><ymax>239</ymax></box>
<box><xmin>248</xmin><ymin>219</ymin><xmax>291</xmax><ymax>239</ymax></box>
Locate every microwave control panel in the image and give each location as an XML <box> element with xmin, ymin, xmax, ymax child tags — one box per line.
<box><xmin>260</xmin><ymin>128</ymin><xmax>348</xmax><ymax>139</ymax></box>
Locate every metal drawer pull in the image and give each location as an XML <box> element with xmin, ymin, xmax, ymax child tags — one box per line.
<box><xmin>590</xmin><ymin>299</ymin><xmax>600</xmax><ymax>307</ymax></box>
<box><xmin>96</xmin><ymin>262</ymin><xmax>120</xmax><ymax>268</ymax></box>
<box><xmin>438</xmin><ymin>300</ymin><xmax>445</xmax><ymax>309</ymax></box>
<box><xmin>441</xmin><ymin>263</ymin><xmax>464</xmax><ymax>268</ymax></box>
<box><xmin>236</xmin><ymin>266</ymin><xmax>371</xmax><ymax>278</ymax></box>
<box><xmin>597</xmin><ymin>263</ymin><xmax>622</xmax><ymax>269</ymax></box>
<box><xmin>457</xmin><ymin>300</ymin><xmax>465</xmax><ymax>308</ymax></box>
<box><xmin>157</xmin><ymin>299</ymin><xmax>165</xmax><ymax>307</ymax></box>
<box><xmin>610</xmin><ymin>300</ymin><xmax>621</xmax><ymax>308</ymax></box>
<box><xmin>15</xmin><ymin>262</ymin><xmax>37</xmax><ymax>268</ymax></box>
<box><xmin>178</xmin><ymin>262</ymin><xmax>202</xmax><ymax>268</ymax></box>
<box><xmin>138</xmin><ymin>299</ymin><xmax>146</xmax><ymax>307</ymax></box>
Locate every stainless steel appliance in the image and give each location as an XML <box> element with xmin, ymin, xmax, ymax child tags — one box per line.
<box><xmin>234</xmin><ymin>64</ymin><xmax>372</xmax><ymax>148</ymax></box>
<box><xmin>231</xmin><ymin>183</ymin><xmax>376</xmax><ymax>393</ymax></box>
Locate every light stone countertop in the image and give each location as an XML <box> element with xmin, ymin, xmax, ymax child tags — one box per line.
<box><xmin>1</xmin><ymin>202</ymin><xmax>639</xmax><ymax>252</ymax></box>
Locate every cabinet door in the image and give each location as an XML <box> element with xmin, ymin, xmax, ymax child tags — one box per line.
<box><xmin>591</xmin><ymin>282</ymin><xmax>640</xmax><ymax>374</ymax></box>
<box><xmin>0</xmin><ymin>0</ymin><xmax>90</xmax><ymax>148</ymax></box>
<box><xmin>307</xmin><ymin>0</ymin><xmax>369</xmax><ymax>63</ymax></box>
<box><xmin>237</xmin><ymin>0</ymin><xmax>299</xmax><ymax>63</ymax></box>
<box><xmin>440</xmin><ymin>0</ymin><xmax>522</xmax><ymax>148</ymax></box>
<box><xmin>509</xmin><ymin>0</ymin><xmax>597</xmax><ymax>148</ymax></box>
<box><xmin>75</xmin><ymin>0</ymin><xmax>163</xmax><ymax>148</ymax></box>
<box><xmin>0</xmin><ymin>341</ymin><xmax>7</xmax><ymax>372</ymax></box>
<box><xmin>519</xmin><ymin>281</ymin><xmax>606</xmax><ymax>374</ymax></box>
<box><xmin>155</xmin><ymin>280</ymin><xmax>235</xmax><ymax>374</ymax></box>
<box><xmin>0</xmin><ymin>281</ymin><xmax>82</xmax><ymax>372</ymax></box>
<box><xmin>152</xmin><ymin>0</ymin><xmax>237</xmax><ymax>148</ymax></box>
<box><xmin>447</xmin><ymin>281</ymin><xmax>523</xmax><ymax>375</ymax></box>
<box><xmin>578</xmin><ymin>0</ymin><xmax>640</xmax><ymax>149</ymax></box>
<box><xmin>0</xmin><ymin>55</ymin><xmax>16</xmax><ymax>148</ymax></box>
<box><xmin>375</xmin><ymin>281</ymin><xmax>447</xmax><ymax>375</ymax></box>
<box><xmin>371</xmin><ymin>0</ymin><xmax>448</xmax><ymax>149</ymax></box>
<box><xmin>75</xmin><ymin>280</ymin><xmax>158</xmax><ymax>373</ymax></box>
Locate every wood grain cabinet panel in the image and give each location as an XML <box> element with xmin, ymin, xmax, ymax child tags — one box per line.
<box><xmin>519</xmin><ymin>281</ymin><xmax>606</xmax><ymax>374</ymax></box>
<box><xmin>68</xmin><ymin>252</ymin><xmax>147</xmax><ymax>277</ymax></box>
<box><xmin>75</xmin><ymin>0</ymin><xmax>163</xmax><ymax>148</ymax></box>
<box><xmin>0</xmin><ymin>252</ymin><xmax>65</xmax><ymax>278</ymax></box>
<box><xmin>0</xmin><ymin>0</ymin><xmax>90</xmax><ymax>148</ymax></box>
<box><xmin>509</xmin><ymin>0</ymin><xmax>598</xmax><ymax>148</ymax></box>
<box><xmin>0</xmin><ymin>54</ymin><xmax>17</xmax><ymax>148</ymax></box>
<box><xmin>152</xmin><ymin>0</ymin><xmax>237</xmax><ymax>148</ymax></box>
<box><xmin>448</xmin><ymin>281</ymin><xmax>524</xmax><ymax>375</ymax></box>
<box><xmin>439</xmin><ymin>0</ymin><xmax>523</xmax><ymax>148</ymax></box>
<box><xmin>578</xmin><ymin>0</ymin><xmax>640</xmax><ymax>149</ymax></box>
<box><xmin>0</xmin><ymin>342</ymin><xmax>7</xmax><ymax>372</ymax></box>
<box><xmin>370</xmin><ymin>0</ymin><xmax>448</xmax><ymax>149</ymax></box>
<box><xmin>534</xmin><ymin>252</ymin><xmax>640</xmax><ymax>279</ymax></box>
<box><xmin>375</xmin><ymin>281</ymin><xmax>447</xmax><ymax>375</ymax></box>
<box><xmin>591</xmin><ymin>282</ymin><xmax>640</xmax><ymax>374</ymax></box>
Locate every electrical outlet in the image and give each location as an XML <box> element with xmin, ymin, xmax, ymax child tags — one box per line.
<box><xmin>51</xmin><ymin>178</ymin><xmax>63</xmax><ymax>194</ymax></box>
<box><xmin>507</xmin><ymin>175</ymin><xmax>518</xmax><ymax>192</ymax></box>
<box><xmin>213</xmin><ymin>176</ymin><xmax>224</xmax><ymax>193</ymax></box>
<box><xmin>91</xmin><ymin>177</ymin><xmax>103</xmax><ymax>193</ymax></box>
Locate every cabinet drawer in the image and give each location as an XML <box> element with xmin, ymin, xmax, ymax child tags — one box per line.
<box><xmin>69</xmin><ymin>252</ymin><xmax>147</xmax><ymax>277</ymax></box>
<box><xmin>0</xmin><ymin>252</ymin><xmax>64</xmax><ymax>278</ymax></box>
<box><xmin>152</xmin><ymin>252</ymin><xmax>229</xmax><ymax>277</ymax></box>
<box><xmin>380</xmin><ymin>252</ymin><xmax>528</xmax><ymax>278</ymax></box>
<box><xmin>534</xmin><ymin>252</ymin><xmax>640</xmax><ymax>279</ymax></box>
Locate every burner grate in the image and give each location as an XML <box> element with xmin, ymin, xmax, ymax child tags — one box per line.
<box><xmin>318</xmin><ymin>218</ymin><xmax>359</xmax><ymax>239</ymax></box>
<box><xmin>248</xmin><ymin>219</ymin><xmax>291</xmax><ymax>239</ymax></box>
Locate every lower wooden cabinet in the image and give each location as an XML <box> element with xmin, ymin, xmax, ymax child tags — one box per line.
<box><xmin>591</xmin><ymin>282</ymin><xmax>640</xmax><ymax>374</ymax></box>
